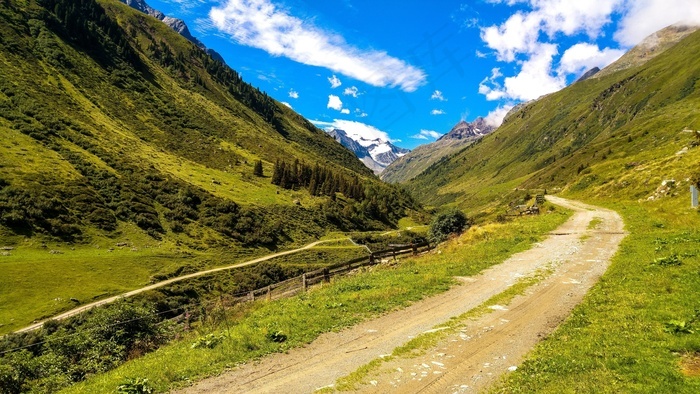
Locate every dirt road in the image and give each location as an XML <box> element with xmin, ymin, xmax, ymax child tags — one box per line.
<box><xmin>13</xmin><ymin>239</ymin><xmax>346</xmax><ymax>334</ymax></box>
<box><xmin>177</xmin><ymin>196</ymin><xmax>625</xmax><ymax>394</ymax></box>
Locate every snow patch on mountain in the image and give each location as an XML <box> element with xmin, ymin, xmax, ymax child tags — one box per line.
<box><xmin>327</xmin><ymin>129</ymin><xmax>409</xmax><ymax>174</ymax></box>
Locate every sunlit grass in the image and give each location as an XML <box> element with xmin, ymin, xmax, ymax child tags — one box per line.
<box><xmin>492</xmin><ymin>197</ymin><xmax>700</xmax><ymax>393</ymax></box>
<box><xmin>64</xmin><ymin>210</ymin><xmax>571</xmax><ymax>393</ymax></box>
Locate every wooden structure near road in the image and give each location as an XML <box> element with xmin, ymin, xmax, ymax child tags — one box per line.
<box><xmin>506</xmin><ymin>194</ymin><xmax>544</xmax><ymax>217</ymax></box>
<box><xmin>237</xmin><ymin>242</ymin><xmax>432</xmax><ymax>304</ymax></box>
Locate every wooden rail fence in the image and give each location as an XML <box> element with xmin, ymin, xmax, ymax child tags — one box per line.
<box><xmin>227</xmin><ymin>242</ymin><xmax>432</xmax><ymax>304</ymax></box>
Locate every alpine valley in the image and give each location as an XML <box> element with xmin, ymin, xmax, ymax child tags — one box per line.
<box><xmin>1</xmin><ymin>0</ymin><xmax>700</xmax><ymax>393</ymax></box>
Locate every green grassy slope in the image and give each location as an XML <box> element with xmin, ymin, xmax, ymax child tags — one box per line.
<box><xmin>380</xmin><ymin>137</ymin><xmax>478</xmax><ymax>184</ymax></box>
<box><xmin>407</xmin><ymin>29</ymin><xmax>700</xmax><ymax>216</ymax></box>
<box><xmin>0</xmin><ymin>0</ymin><xmax>419</xmax><ymax>333</ymax></box>
<box><xmin>404</xmin><ymin>26</ymin><xmax>700</xmax><ymax>393</ymax></box>
<box><xmin>0</xmin><ymin>0</ymin><xmax>420</xmax><ymax>246</ymax></box>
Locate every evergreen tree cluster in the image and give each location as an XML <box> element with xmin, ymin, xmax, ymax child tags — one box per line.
<box><xmin>271</xmin><ymin>159</ymin><xmax>365</xmax><ymax>200</ymax></box>
<box><xmin>39</xmin><ymin>0</ymin><xmax>142</xmax><ymax>70</ymax></box>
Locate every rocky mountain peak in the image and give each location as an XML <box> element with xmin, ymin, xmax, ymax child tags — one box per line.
<box><xmin>438</xmin><ymin>117</ymin><xmax>494</xmax><ymax>141</ymax></box>
<box><xmin>120</xmin><ymin>0</ymin><xmax>225</xmax><ymax>63</ymax></box>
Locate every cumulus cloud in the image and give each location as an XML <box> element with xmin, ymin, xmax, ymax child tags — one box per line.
<box><xmin>481</xmin><ymin>10</ymin><xmax>543</xmax><ymax>62</ymax></box>
<box><xmin>209</xmin><ymin>0</ymin><xmax>426</xmax><ymax>91</ymax></box>
<box><xmin>327</xmin><ymin>95</ymin><xmax>343</xmax><ymax>111</ymax></box>
<box><xmin>431</xmin><ymin>109</ymin><xmax>446</xmax><ymax>115</ymax></box>
<box><xmin>481</xmin><ymin>44</ymin><xmax>565</xmax><ymax>102</ymax></box>
<box><xmin>328</xmin><ymin>75</ymin><xmax>342</xmax><ymax>88</ymax></box>
<box><xmin>430</xmin><ymin>90</ymin><xmax>447</xmax><ymax>101</ymax></box>
<box><xmin>411</xmin><ymin>129</ymin><xmax>443</xmax><ymax>140</ymax></box>
<box><xmin>281</xmin><ymin>101</ymin><xmax>293</xmax><ymax>108</ymax></box>
<box><xmin>288</xmin><ymin>89</ymin><xmax>299</xmax><ymax>99</ymax></box>
<box><xmin>311</xmin><ymin>119</ymin><xmax>393</xmax><ymax>142</ymax></box>
<box><xmin>484</xmin><ymin>104</ymin><xmax>514</xmax><ymax>128</ymax></box>
<box><xmin>341</xmin><ymin>108</ymin><xmax>350</xmax><ymax>114</ymax></box>
<box><xmin>615</xmin><ymin>0</ymin><xmax>700</xmax><ymax>46</ymax></box>
<box><xmin>343</xmin><ymin>86</ymin><xmax>360</xmax><ymax>97</ymax></box>
<box><xmin>558</xmin><ymin>43</ymin><xmax>625</xmax><ymax>75</ymax></box>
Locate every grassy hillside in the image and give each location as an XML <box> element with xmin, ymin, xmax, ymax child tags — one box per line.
<box><xmin>407</xmin><ymin>29</ymin><xmax>700</xmax><ymax>216</ymax></box>
<box><xmin>404</xmin><ymin>25</ymin><xmax>700</xmax><ymax>393</ymax></box>
<box><xmin>381</xmin><ymin>137</ymin><xmax>477</xmax><ymax>184</ymax></box>
<box><xmin>0</xmin><ymin>0</ymin><xmax>420</xmax><ymax>333</ymax></box>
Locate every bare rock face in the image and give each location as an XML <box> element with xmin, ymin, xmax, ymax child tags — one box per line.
<box><xmin>120</xmin><ymin>0</ymin><xmax>225</xmax><ymax>63</ymax></box>
<box><xmin>438</xmin><ymin>117</ymin><xmax>495</xmax><ymax>141</ymax></box>
<box><xmin>576</xmin><ymin>67</ymin><xmax>600</xmax><ymax>82</ymax></box>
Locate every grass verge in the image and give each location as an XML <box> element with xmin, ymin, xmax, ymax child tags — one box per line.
<box><xmin>492</xmin><ymin>197</ymin><xmax>700</xmax><ymax>393</ymax></box>
<box><xmin>63</xmin><ymin>210</ymin><xmax>571</xmax><ymax>393</ymax></box>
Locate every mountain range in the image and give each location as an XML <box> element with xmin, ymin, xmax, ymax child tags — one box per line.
<box><xmin>403</xmin><ymin>24</ymin><xmax>700</xmax><ymax>214</ymax></box>
<box><xmin>381</xmin><ymin>117</ymin><xmax>495</xmax><ymax>183</ymax></box>
<box><xmin>327</xmin><ymin>128</ymin><xmax>410</xmax><ymax>174</ymax></box>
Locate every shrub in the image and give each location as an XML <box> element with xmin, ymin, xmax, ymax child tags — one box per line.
<box><xmin>116</xmin><ymin>377</ymin><xmax>154</xmax><ymax>394</ymax></box>
<box><xmin>428</xmin><ymin>209</ymin><xmax>471</xmax><ymax>243</ymax></box>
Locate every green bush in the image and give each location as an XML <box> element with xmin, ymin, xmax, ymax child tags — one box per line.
<box><xmin>116</xmin><ymin>377</ymin><xmax>154</xmax><ymax>394</ymax></box>
<box><xmin>428</xmin><ymin>209</ymin><xmax>471</xmax><ymax>243</ymax></box>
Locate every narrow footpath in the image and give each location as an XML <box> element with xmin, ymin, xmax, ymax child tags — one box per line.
<box><xmin>13</xmin><ymin>239</ymin><xmax>347</xmax><ymax>334</ymax></box>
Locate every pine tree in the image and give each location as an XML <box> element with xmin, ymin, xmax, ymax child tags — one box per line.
<box><xmin>272</xmin><ymin>160</ymin><xmax>282</xmax><ymax>185</ymax></box>
<box><xmin>253</xmin><ymin>160</ymin><xmax>263</xmax><ymax>177</ymax></box>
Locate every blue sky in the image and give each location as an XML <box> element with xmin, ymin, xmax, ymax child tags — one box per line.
<box><xmin>146</xmin><ymin>0</ymin><xmax>700</xmax><ymax>149</ymax></box>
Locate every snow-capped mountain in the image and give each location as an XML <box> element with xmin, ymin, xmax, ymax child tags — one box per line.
<box><xmin>327</xmin><ymin>129</ymin><xmax>409</xmax><ymax>174</ymax></box>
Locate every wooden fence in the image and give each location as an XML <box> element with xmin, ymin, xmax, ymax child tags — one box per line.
<box><xmin>228</xmin><ymin>242</ymin><xmax>432</xmax><ymax>304</ymax></box>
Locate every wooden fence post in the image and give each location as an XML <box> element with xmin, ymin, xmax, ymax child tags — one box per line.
<box><xmin>302</xmin><ymin>273</ymin><xmax>307</xmax><ymax>291</ymax></box>
<box><xmin>249</xmin><ymin>290</ymin><xmax>255</xmax><ymax>301</ymax></box>
<box><xmin>392</xmin><ymin>249</ymin><xmax>396</xmax><ymax>261</ymax></box>
<box><xmin>323</xmin><ymin>267</ymin><xmax>330</xmax><ymax>283</ymax></box>
<box><xmin>266</xmin><ymin>285</ymin><xmax>271</xmax><ymax>301</ymax></box>
<box><xmin>369</xmin><ymin>253</ymin><xmax>375</xmax><ymax>264</ymax></box>
<box><xmin>412</xmin><ymin>243</ymin><xmax>417</xmax><ymax>256</ymax></box>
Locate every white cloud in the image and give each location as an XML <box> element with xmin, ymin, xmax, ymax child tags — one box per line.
<box><xmin>281</xmin><ymin>101</ymin><xmax>293</xmax><ymax>108</ymax></box>
<box><xmin>209</xmin><ymin>0</ymin><xmax>426</xmax><ymax>91</ymax></box>
<box><xmin>328</xmin><ymin>74</ymin><xmax>342</xmax><ymax>88</ymax></box>
<box><xmin>311</xmin><ymin>119</ymin><xmax>393</xmax><ymax>142</ymax></box>
<box><xmin>341</xmin><ymin>108</ymin><xmax>350</xmax><ymax>114</ymax></box>
<box><xmin>355</xmin><ymin>108</ymin><xmax>368</xmax><ymax>117</ymax></box>
<box><xmin>422</xmin><ymin>129</ymin><xmax>443</xmax><ymax>139</ymax></box>
<box><xmin>558</xmin><ymin>43</ymin><xmax>625</xmax><ymax>75</ymax></box>
<box><xmin>482</xmin><ymin>0</ymin><xmax>622</xmax><ymax>62</ymax></box>
<box><xmin>430</xmin><ymin>90</ymin><xmax>447</xmax><ymax>101</ymax></box>
<box><xmin>411</xmin><ymin>129</ymin><xmax>443</xmax><ymax>140</ymax></box>
<box><xmin>615</xmin><ymin>0</ymin><xmax>700</xmax><ymax>47</ymax></box>
<box><xmin>431</xmin><ymin>109</ymin><xmax>446</xmax><ymax>115</ymax></box>
<box><xmin>343</xmin><ymin>86</ymin><xmax>360</xmax><ymax>97</ymax></box>
<box><xmin>288</xmin><ymin>89</ymin><xmax>299</xmax><ymax>99</ymax></box>
<box><xmin>327</xmin><ymin>95</ymin><xmax>343</xmax><ymax>111</ymax></box>
<box><xmin>478</xmin><ymin>0</ymin><xmax>700</xmax><ymax>105</ymax></box>
<box><xmin>481</xmin><ymin>10</ymin><xmax>543</xmax><ymax>62</ymax></box>
<box><xmin>485</xmin><ymin>104</ymin><xmax>514</xmax><ymax>128</ymax></box>
<box><xmin>481</xmin><ymin>44</ymin><xmax>565</xmax><ymax>102</ymax></box>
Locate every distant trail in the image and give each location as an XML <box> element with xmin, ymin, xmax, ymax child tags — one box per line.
<box><xmin>12</xmin><ymin>238</ymin><xmax>350</xmax><ymax>335</ymax></box>
<box><xmin>175</xmin><ymin>196</ymin><xmax>626</xmax><ymax>394</ymax></box>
